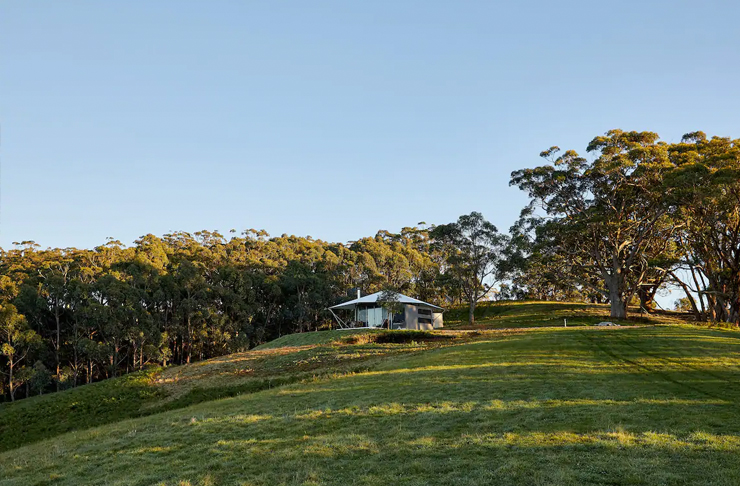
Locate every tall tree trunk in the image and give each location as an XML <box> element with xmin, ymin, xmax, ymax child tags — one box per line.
<box><xmin>606</xmin><ymin>276</ymin><xmax>627</xmax><ymax>319</ymax></box>
<box><xmin>8</xmin><ymin>360</ymin><xmax>15</xmax><ymax>402</ymax></box>
<box><xmin>186</xmin><ymin>314</ymin><xmax>192</xmax><ymax>364</ymax></box>
<box><xmin>55</xmin><ymin>303</ymin><xmax>61</xmax><ymax>391</ymax></box>
<box><xmin>712</xmin><ymin>289</ymin><xmax>730</xmax><ymax>322</ymax></box>
<box><xmin>112</xmin><ymin>342</ymin><xmax>119</xmax><ymax>378</ymax></box>
<box><xmin>609</xmin><ymin>296</ymin><xmax>627</xmax><ymax>319</ymax></box>
<box><xmin>468</xmin><ymin>300</ymin><xmax>476</xmax><ymax>325</ymax></box>
<box><xmin>689</xmin><ymin>266</ymin><xmax>707</xmax><ymax>318</ymax></box>
<box><xmin>730</xmin><ymin>302</ymin><xmax>740</xmax><ymax>326</ymax></box>
<box><xmin>72</xmin><ymin>332</ymin><xmax>79</xmax><ymax>387</ymax></box>
<box><xmin>637</xmin><ymin>286</ymin><xmax>657</xmax><ymax>313</ymax></box>
<box><xmin>669</xmin><ymin>272</ymin><xmax>702</xmax><ymax>319</ymax></box>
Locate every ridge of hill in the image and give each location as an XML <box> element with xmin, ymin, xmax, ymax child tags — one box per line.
<box><xmin>442</xmin><ymin>300</ymin><xmax>691</xmax><ymax>329</ymax></box>
<box><xmin>2</xmin><ymin>322</ymin><xmax>740</xmax><ymax>485</ymax></box>
<box><xmin>1</xmin><ymin>301</ymin><xmax>724</xmax><ymax>485</ymax></box>
<box><xmin>0</xmin><ymin>302</ymin><xmax>690</xmax><ymax>454</ymax></box>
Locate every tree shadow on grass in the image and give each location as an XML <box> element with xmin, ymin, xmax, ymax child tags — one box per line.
<box><xmin>4</xmin><ymin>326</ymin><xmax>740</xmax><ymax>485</ymax></box>
<box><xmin>8</xmin><ymin>397</ymin><xmax>740</xmax><ymax>486</ymax></box>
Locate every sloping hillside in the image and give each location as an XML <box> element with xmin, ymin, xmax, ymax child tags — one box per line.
<box><xmin>0</xmin><ymin>328</ymin><xmax>455</xmax><ymax>453</ymax></box>
<box><xmin>1</xmin><ymin>302</ymin><xmax>733</xmax><ymax>485</ymax></box>
<box><xmin>2</xmin><ymin>319</ymin><xmax>740</xmax><ymax>484</ymax></box>
<box><xmin>0</xmin><ymin>302</ymin><xmax>691</xmax><ymax>454</ymax></box>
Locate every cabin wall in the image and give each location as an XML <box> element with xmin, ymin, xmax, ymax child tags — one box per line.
<box><xmin>403</xmin><ymin>305</ymin><xmax>416</xmax><ymax>329</ymax></box>
<box><xmin>417</xmin><ymin>306</ymin><xmax>435</xmax><ymax>330</ymax></box>
<box><xmin>403</xmin><ymin>305</ymin><xmax>438</xmax><ymax>330</ymax></box>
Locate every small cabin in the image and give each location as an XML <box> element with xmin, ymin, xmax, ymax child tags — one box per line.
<box><xmin>328</xmin><ymin>291</ymin><xmax>444</xmax><ymax>330</ymax></box>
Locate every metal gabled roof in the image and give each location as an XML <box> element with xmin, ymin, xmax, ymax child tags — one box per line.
<box><xmin>329</xmin><ymin>291</ymin><xmax>444</xmax><ymax>311</ymax></box>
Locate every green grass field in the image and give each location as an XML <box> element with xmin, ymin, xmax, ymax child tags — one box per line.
<box><xmin>0</xmin><ymin>329</ymin><xmax>453</xmax><ymax>453</ymax></box>
<box><xmin>443</xmin><ymin>300</ymin><xmax>690</xmax><ymax>329</ymax></box>
<box><xmin>2</xmin><ymin>303</ymin><xmax>740</xmax><ymax>485</ymax></box>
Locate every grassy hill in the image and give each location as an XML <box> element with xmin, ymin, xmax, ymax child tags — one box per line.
<box><xmin>2</xmin><ymin>302</ymin><xmax>739</xmax><ymax>485</ymax></box>
<box><xmin>0</xmin><ymin>329</ymin><xmax>451</xmax><ymax>453</ymax></box>
<box><xmin>442</xmin><ymin>300</ymin><xmax>690</xmax><ymax>329</ymax></box>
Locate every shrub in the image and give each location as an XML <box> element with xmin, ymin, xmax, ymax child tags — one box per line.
<box><xmin>339</xmin><ymin>333</ymin><xmax>378</xmax><ymax>345</ymax></box>
<box><xmin>373</xmin><ymin>330</ymin><xmax>449</xmax><ymax>344</ymax></box>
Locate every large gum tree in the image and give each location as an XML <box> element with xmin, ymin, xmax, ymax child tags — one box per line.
<box><xmin>667</xmin><ymin>132</ymin><xmax>740</xmax><ymax>323</ymax></box>
<box><xmin>431</xmin><ymin>212</ymin><xmax>507</xmax><ymax>325</ymax></box>
<box><xmin>510</xmin><ymin>130</ymin><xmax>675</xmax><ymax>319</ymax></box>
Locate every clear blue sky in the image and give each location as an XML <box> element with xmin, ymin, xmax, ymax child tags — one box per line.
<box><xmin>2</xmin><ymin>1</ymin><xmax>739</xmax><ymax>250</ymax></box>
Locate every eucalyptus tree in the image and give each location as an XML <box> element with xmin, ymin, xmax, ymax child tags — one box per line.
<box><xmin>511</xmin><ymin>130</ymin><xmax>676</xmax><ymax>319</ymax></box>
<box><xmin>666</xmin><ymin>132</ymin><xmax>740</xmax><ymax>323</ymax></box>
<box><xmin>389</xmin><ymin>226</ymin><xmax>444</xmax><ymax>304</ymax></box>
<box><xmin>503</xmin><ymin>207</ymin><xmax>586</xmax><ymax>301</ymax></box>
<box><xmin>431</xmin><ymin>212</ymin><xmax>508</xmax><ymax>324</ymax></box>
<box><xmin>350</xmin><ymin>236</ymin><xmax>413</xmax><ymax>293</ymax></box>
<box><xmin>377</xmin><ymin>288</ymin><xmax>404</xmax><ymax>328</ymax></box>
<box><xmin>36</xmin><ymin>249</ymin><xmax>76</xmax><ymax>389</ymax></box>
<box><xmin>0</xmin><ymin>218</ymin><xmax>499</xmax><ymax>401</ymax></box>
<box><xmin>0</xmin><ymin>304</ymin><xmax>40</xmax><ymax>401</ymax></box>
<box><xmin>171</xmin><ymin>259</ymin><xmax>209</xmax><ymax>364</ymax></box>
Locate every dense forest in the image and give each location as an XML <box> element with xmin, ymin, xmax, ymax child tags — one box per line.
<box><xmin>1</xmin><ymin>129</ymin><xmax>739</xmax><ymax>402</ymax></box>
<box><xmin>0</xmin><ymin>226</ymin><xmax>465</xmax><ymax>401</ymax></box>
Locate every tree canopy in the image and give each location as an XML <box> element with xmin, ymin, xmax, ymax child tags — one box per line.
<box><xmin>511</xmin><ymin>129</ymin><xmax>740</xmax><ymax>322</ymax></box>
<box><xmin>3</xmin><ymin>128</ymin><xmax>740</xmax><ymax>403</ymax></box>
<box><xmin>431</xmin><ymin>212</ymin><xmax>508</xmax><ymax>324</ymax></box>
<box><xmin>0</xmin><ymin>226</ymin><xmax>459</xmax><ymax>402</ymax></box>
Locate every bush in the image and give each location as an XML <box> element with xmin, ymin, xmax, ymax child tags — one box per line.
<box><xmin>338</xmin><ymin>333</ymin><xmax>378</xmax><ymax>345</ymax></box>
<box><xmin>374</xmin><ymin>330</ymin><xmax>443</xmax><ymax>343</ymax></box>
<box><xmin>339</xmin><ymin>330</ymin><xmax>450</xmax><ymax>345</ymax></box>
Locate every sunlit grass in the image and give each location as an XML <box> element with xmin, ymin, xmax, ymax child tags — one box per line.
<box><xmin>443</xmin><ymin>300</ymin><xmax>693</xmax><ymax>329</ymax></box>
<box><xmin>3</xmin><ymin>325</ymin><xmax>740</xmax><ymax>484</ymax></box>
<box><xmin>0</xmin><ymin>333</ymin><xmax>454</xmax><ymax>452</ymax></box>
<box><xmin>254</xmin><ymin>329</ymin><xmax>383</xmax><ymax>349</ymax></box>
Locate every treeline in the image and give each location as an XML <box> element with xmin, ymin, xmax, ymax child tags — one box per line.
<box><xmin>0</xmin><ymin>227</ymin><xmax>469</xmax><ymax>401</ymax></box>
<box><xmin>2</xmin><ymin>128</ymin><xmax>739</xmax><ymax>402</ymax></box>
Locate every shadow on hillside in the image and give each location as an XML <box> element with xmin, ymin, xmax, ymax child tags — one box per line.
<box><xmin>4</xmin><ymin>326</ymin><xmax>740</xmax><ymax>485</ymax></box>
<box><xmin>0</xmin><ymin>341</ymin><xmax>432</xmax><ymax>453</ymax></box>
<box><xmin>13</xmin><ymin>394</ymin><xmax>740</xmax><ymax>485</ymax></box>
